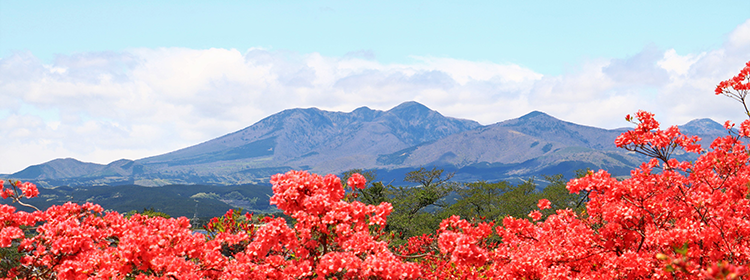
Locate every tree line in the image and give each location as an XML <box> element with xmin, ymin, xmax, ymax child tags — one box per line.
<box><xmin>341</xmin><ymin>167</ymin><xmax>588</xmax><ymax>243</ymax></box>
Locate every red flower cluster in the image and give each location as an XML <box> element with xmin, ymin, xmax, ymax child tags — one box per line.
<box><xmin>347</xmin><ymin>173</ymin><xmax>367</xmax><ymax>190</ymax></box>
<box><xmin>266</xmin><ymin>170</ymin><xmax>420</xmax><ymax>279</ymax></box>
<box><xmin>1</xmin><ymin>180</ymin><xmax>39</xmax><ymax>200</ymax></box>
<box><xmin>615</xmin><ymin>110</ymin><xmax>702</xmax><ymax>164</ymax></box>
<box><xmin>716</xmin><ymin>61</ymin><xmax>750</xmax><ymax>98</ymax></box>
<box><xmin>0</xmin><ymin>171</ymin><xmax>421</xmax><ymax>279</ymax></box>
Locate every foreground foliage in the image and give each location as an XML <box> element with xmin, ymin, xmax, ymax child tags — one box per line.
<box><xmin>0</xmin><ymin>60</ymin><xmax>749</xmax><ymax>279</ymax></box>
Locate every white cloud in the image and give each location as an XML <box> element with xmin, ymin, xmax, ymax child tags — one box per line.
<box><xmin>658</xmin><ymin>49</ymin><xmax>704</xmax><ymax>76</ymax></box>
<box><xmin>603</xmin><ymin>45</ymin><xmax>670</xmax><ymax>87</ymax></box>
<box><xmin>1</xmin><ymin>19</ymin><xmax>750</xmax><ymax>173</ymax></box>
<box><xmin>408</xmin><ymin>56</ymin><xmax>543</xmax><ymax>85</ymax></box>
<box><xmin>728</xmin><ymin>19</ymin><xmax>750</xmax><ymax>49</ymax></box>
<box><xmin>517</xmin><ymin>19</ymin><xmax>750</xmax><ymax>129</ymax></box>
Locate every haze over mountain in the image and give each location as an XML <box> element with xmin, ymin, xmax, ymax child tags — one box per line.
<box><xmin>9</xmin><ymin>102</ymin><xmax>728</xmax><ymax>187</ymax></box>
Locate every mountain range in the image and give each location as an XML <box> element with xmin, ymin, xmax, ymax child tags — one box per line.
<box><xmin>7</xmin><ymin>101</ymin><xmax>729</xmax><ymax>188</ymax></box>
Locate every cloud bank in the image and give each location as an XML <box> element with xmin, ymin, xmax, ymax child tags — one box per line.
<box><xmin>1</xmin><ymin>20</ymin><xmax>749</xmax><ymax>174</ymax></box>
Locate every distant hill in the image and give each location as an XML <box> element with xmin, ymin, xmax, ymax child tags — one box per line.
<box><xmin>9</xmin><ymin>101</ymin><xmax>728</xmax><ymax>187</ymax></box>
<box><xmin>2</xmin><ymin>183</ymin><xmax>276</xmax><ymax>220</ymax></box>
<box><xmin>13</xmin><ymin>158</ymin><xmax>107</xmax><ymax>179</ymax></box>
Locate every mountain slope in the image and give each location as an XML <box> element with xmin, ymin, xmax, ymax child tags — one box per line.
<box><xmin>129</xmin><ymin>101</ymin><xmax>481</xmax><ymax>184</ymax></box>
<box><xmin>371</xmin><ymin>111</ymin><xmax>642</xmax><ymax>181</ymax></box>
<box><xmin>141</xmin><ymin>102</ymin><xmax>479</xmax><ymax>165</ymax></box>
<box><xmin>495</xmin><ymin>111</ymin><xmax>627</xmax><ymax>150</ymax></box>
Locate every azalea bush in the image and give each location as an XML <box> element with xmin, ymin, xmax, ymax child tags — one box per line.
<box><xmin>0</xmin><ymin>60</ymin><xmax>749</xmax><ymax>279</ymax></box>
<box><xmin>0</xmin><ymin>172</ymin><xmax>420</xmax><ymax>279</ymax></box>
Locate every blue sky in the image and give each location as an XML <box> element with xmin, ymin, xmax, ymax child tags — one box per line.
<box><xmin>4</xmin><ymin>1</ymin><xmax>747</xmax><ymax>74</ymax></box>
<box><xmin>1</xmin><ymin>1</ymin><xmax>750</xmax><ymax>173</ymax></box>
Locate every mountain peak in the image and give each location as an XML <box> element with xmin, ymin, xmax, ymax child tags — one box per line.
<box><xmin>683</xmin><ymin>118</ymin><xmax>722</xmax><ymax>127</ymax></box>
<box><xmin>519</xmin><ymin>111</ymin><xmax>555</xmax><ymax>120</ymax></box>
<box><xmin>388</xmin><ymin>101</ymin><xmax>431</xmax><ymax>114</ymax></box>
<box><xmin>12</xmin><ymin>158</ymin><xmax>105</xmax><ymax>180</ymax></box>
<box><xmin>680</xmin><ymin>118</ymin><xmax>726</xmax><ymax>135</ymax></box>
<box><xmin>352</xmin><ymin>106</ymin><xmax>373</xmax><ymax>112</ymax></box>
<box><xmin>383</xmin><ymin>101</ymin><xmax>439</xmax><ymax>124</ymax></box>
<box><xmin>46</xmin><ymin>158</ymin><xmax>84</xmax><ymax>164</ymax></box>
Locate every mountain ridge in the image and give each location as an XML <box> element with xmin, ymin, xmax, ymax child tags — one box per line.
<box><xmin>10</xmin><ymin>102</ymin><xmax>727</xmax><ymax>187</ymax></box>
